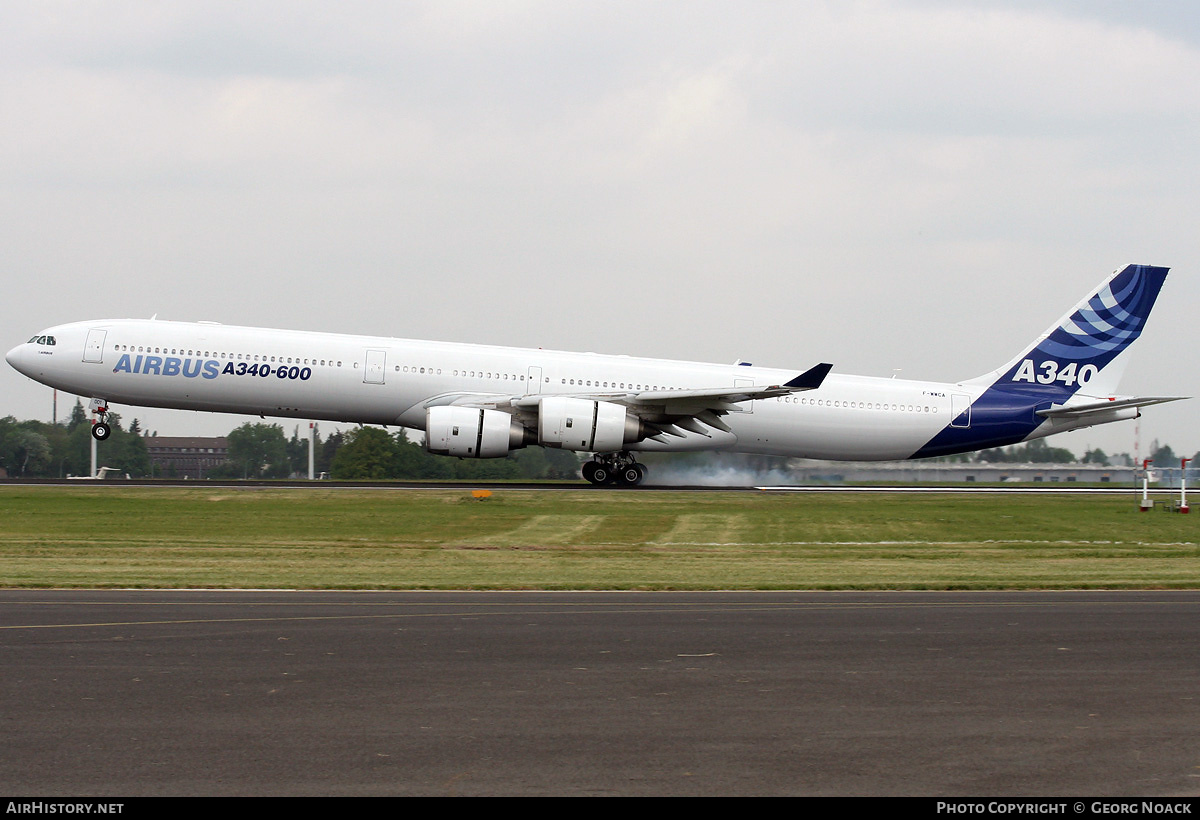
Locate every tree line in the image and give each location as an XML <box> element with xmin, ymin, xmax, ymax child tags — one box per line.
<box><xmin>0</xmin><ymin>407</ymin><xmax>583</xmax><ymax>480</ymax></box>
<box><xmin>0</xmin><ymin>402</ymin><xmax>150</xmax><ymax>478</ymax></box>
<box><xmin>947</xmin><ymin>437</ymin><xmax>1186</xmax><ymax>468</ymax></box>
<box><xmin>212</xmin><ymin>422</ymin><xmax>582</xmax><ymax>481</ymax></box>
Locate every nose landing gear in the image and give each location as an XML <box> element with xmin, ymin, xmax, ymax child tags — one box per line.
<box><xmin>89</xmin><ymin>398</ymin><xmax>112</xmax><ymax>441</ymax></box>
<box><xmin>582</xmin><ymin>452</ymin><xmax>647</xmax><ymax>486</ymax></box>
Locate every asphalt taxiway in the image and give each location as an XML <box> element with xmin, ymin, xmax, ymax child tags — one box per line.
<box><xmin>2</xmin><ymin>590</ymin><xmax>1198</xmax><ymax>796</ymax></box>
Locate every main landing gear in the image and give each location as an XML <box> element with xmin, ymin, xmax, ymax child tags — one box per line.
<box><xmin>582</xmin><ymin>452</ymin><xmax>647</xmax><ymax>486</ymax></box>
<box><xmin>89</xmin><ymin>399</ymin><xmax>112</xmax><ymax>441</ymax></box>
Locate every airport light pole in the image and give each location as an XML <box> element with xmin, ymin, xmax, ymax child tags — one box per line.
<box><xmin>308</xmin><ymin>422</ymin><xmax>315</xmax><ymax>480</ymax></box>
<box><xmin>1181</xmin><ymin>458</ymin><xmax>1191</xmax><ymax>514</ymax></box>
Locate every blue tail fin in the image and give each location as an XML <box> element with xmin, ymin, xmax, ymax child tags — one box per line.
<box><xmin>913</xmin><ymin>264</ymin><xmax>1169</xmax><ymax>458</ymax></box>
<box><xmin>980</xmin><ymin>263</ymin><xmax>1168</xmax><ymax>401</ymax></box>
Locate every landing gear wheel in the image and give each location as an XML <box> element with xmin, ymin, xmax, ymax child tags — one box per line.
<box><xmin>584</xmin><ymin>453</ymin><xmax>646</xmax><ymax>486</ymax></box>
<box><xmin>618</xmin><ymin>465</ymin><xmax>645</xmax><ymax>486</ymax></box>
<box><xmin>91</xmin><ymin>422</ymin><xmax>111</xmax><ymax>441</ymax></box>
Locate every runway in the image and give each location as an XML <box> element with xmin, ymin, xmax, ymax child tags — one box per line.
<box><xmin>2</xmin><ymin>590</ymin><xmax>1198</xmax><ymax>796</ymax></box>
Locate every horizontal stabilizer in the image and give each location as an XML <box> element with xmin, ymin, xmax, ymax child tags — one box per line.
<box><xmin>1036</xmin><ymin>396</ymin><xmax>1188</xmax><ymax>419</ymax></box>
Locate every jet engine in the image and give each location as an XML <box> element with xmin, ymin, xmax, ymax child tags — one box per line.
<box><xmin>537</xmin><ymin>396</ymin><xmax>647</xmax><ymax>452</ymax></box>
<box><xmin>425</xmin><ymin>406</ymin><xmax>528</xmax><ymax>458</ymax></box>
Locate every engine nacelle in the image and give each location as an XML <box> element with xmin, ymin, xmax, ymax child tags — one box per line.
<box><xmin>538</xmin><ymin>396</ymin><xmax>645</xmax><ymax>452</ymax></box>
<box><xmin>425</xmin><ymin>406</ymin><xmax>528</xmax><ymax>458</ymax></box>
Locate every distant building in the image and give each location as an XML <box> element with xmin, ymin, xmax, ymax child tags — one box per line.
<box><xmin>784</xmin><ymin>460</ymin><xmax>1137</xmax><ymax>484</ymax></box>
<box><xmin>144</xmin><ymin>437</ymin><xmax>229</xmax><ymax>479</ymax></box>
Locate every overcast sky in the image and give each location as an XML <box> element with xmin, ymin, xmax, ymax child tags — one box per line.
<box><xmin>2</xmin><ymin>1</ymin><xmax>1196</xmax><ymax>459</ymax></box>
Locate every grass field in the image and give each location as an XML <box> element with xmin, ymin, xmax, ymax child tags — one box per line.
<box><xmin>0</xmin><ymin>485</ymin><xmax>1196</xmax><ymax>589</ymax></box>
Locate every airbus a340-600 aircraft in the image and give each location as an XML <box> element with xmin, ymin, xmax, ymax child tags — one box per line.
<box><xmin>5</xmin><ymin>264</ymin><xmax>1184</xmax><ymax>485</ymax></box>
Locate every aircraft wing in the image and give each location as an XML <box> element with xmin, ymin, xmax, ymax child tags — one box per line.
<box><xmin>629</xmin><ymin>363</ymin><xmax>833</xmax><ymax>405</ymax></box>
<box><xmin>1036</xmin><ymin>395</ymin><xmax>1188</xmax><ymax>419</ymax></box>
<box><xmin>461</xmin><ymin>361</ymin><xmax>835</xmax><ymax>440</ymax></box>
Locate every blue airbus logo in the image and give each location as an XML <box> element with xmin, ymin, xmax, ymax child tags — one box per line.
<box><xmin>112</xmin><ymin>353</ymin><xmax>313</xmax><ymax>382</ymax></box>
<box><xmin>1039</xmin><ymin>266</ymin><xmax>1158</xmax><ymax>360</ymax></box>
<box><xmin>999</xmin><ymin>264</ymin><xmax>1167</xmax><ymax>396</ymax></box>
<box><xmin>114</xmin><ymin>353</ymin><xmax>219</xmax><ymax>379</ymax></box>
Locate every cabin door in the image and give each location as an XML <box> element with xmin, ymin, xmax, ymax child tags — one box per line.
<box><xmin>363</xmin><ymin>349</ymin><xmax>386</xmax><ymax>384</ymax></box>
<box><xmin>83</xmin><ymin>329</ymin><xmax>107</xmax><ymax>363</ymax></box>
<box><xmin>951</xmin><ymin>394</ymin><xmax>972</xmax><ymax>428</ymax></box>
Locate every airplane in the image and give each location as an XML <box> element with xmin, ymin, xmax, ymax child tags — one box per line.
<box><xmin>5</xmin><ymin>263</ymin><xmax>1184</xmax><ymax>485</ymax></box>
<box><xmin>67</xmin><ymin>466</ymin><xmax>128</xmax><ymax>480</ymax></box>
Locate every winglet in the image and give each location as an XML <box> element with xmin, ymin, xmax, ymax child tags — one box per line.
<box><xmin>785</xmin><ymin>363</ymin><xmax>833</xmax><ymax>391</ymax></box>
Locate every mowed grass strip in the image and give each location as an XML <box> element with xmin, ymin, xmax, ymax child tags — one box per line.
<box><xmin>0</xmin><ymin>486</ymin><xmax>1196</xmax><ymax>589</ymax></box>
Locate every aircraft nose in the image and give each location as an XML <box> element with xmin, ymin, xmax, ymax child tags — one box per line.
<box><xmin>6</xmin><ymin>343</ymin><xmax>27</xmax><ymax>374</ymax></box>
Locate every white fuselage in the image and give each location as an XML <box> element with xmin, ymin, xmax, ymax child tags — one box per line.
<box><xmin>7</xmin><ymin>318</ymin><xmax>988</xmax><ymax>461</ymax></box>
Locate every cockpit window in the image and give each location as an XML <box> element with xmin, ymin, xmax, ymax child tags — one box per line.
<box><xmin>27</xmin><ymin>335</ymin><xmax>55</xmax><ymax>345</ymax></box>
